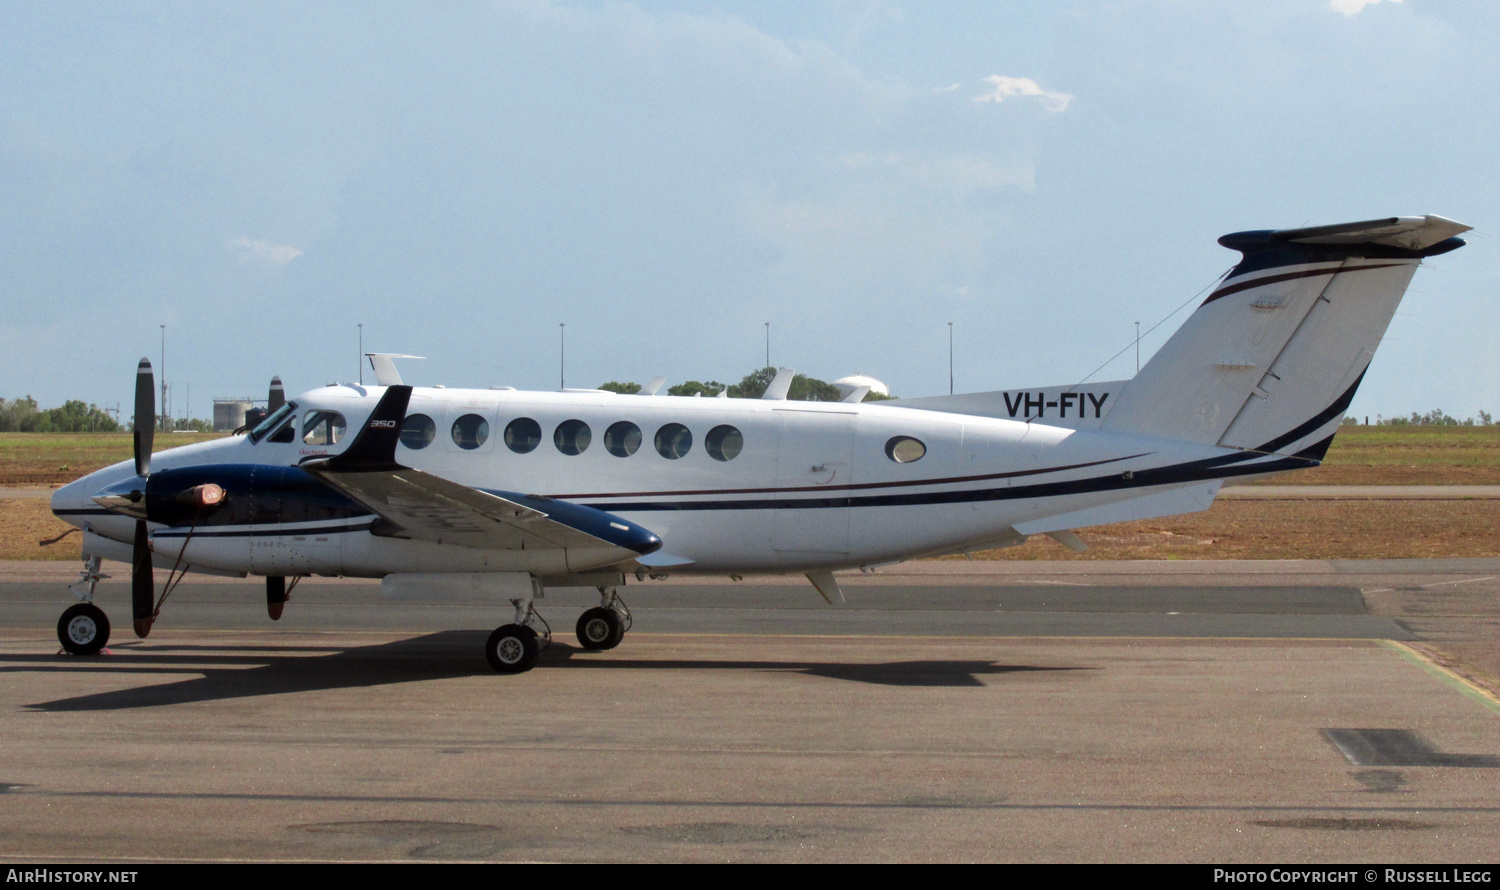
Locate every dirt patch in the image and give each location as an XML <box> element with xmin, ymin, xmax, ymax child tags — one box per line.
<box><xmin>0</xmin><ymin>499</ymin><xmax>80</xmax><ymax>561</ymax></box>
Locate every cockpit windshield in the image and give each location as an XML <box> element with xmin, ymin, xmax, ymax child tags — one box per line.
<box><xmin>249</xmin><ymin>401</ymin><xmax>298</xmax><ymax>443</ymax></box>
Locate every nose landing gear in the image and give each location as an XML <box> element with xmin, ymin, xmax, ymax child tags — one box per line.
<box><xmin>57</xmin><ymin>556</ymin><xmax>111</xmax><ymax>655</ymax></box>
<box><xmin>58</xmin><ymin>603</ymin><xmax>110</xmax><ymax>656</ymax></box>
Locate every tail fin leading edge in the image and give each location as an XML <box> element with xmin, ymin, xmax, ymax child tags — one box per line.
<box><xmin>1102</xmin><ymin>215</ymin><xmax>1468</xmax><ymax>456</ymax></box>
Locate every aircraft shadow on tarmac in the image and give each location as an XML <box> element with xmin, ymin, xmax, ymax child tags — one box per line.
<box><xmin>12</xmin><ymin>631</ymin><xmax>1089</xmax><ymax>711</ymax></box>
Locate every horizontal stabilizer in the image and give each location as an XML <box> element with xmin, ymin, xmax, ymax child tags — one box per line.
<box><xmin>1266</xmin><ymin>215</ymin><xmax>1471</xmax><ymax>251</ymax></box>
<box><xmin>1014</xmin><ymin>482</ymin><xmax>1221</xmax><ymax>536</ymax></box>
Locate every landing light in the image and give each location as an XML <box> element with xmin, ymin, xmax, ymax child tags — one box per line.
<box><xmin>176</xmin><ymin>483</ymin><xmax>227</xmax><ymax>509</ymax></box>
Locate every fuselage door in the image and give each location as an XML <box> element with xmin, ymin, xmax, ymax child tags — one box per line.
<box><xmin>772</xmin><ymin>408</ymin><xmax>855</xmax><ymax>555</ymax></box>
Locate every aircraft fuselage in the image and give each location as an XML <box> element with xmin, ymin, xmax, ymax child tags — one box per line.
<box><xmin>53</xmin><ymin>383</ymin><xmax>1234</xmax><ymax>577</ymax></box>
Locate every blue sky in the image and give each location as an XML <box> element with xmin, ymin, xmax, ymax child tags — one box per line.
<box><xmin>3</xmin><ymin>0</ymin><xmax>1495</xmax><ymax>422</ymax></box>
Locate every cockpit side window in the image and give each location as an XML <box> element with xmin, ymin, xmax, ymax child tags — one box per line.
<box><xmin>249</xmin><ymin>401</ymin><xmax>298</xmax><ymax>444</ymax></box>
<box><xmin>302</xmin><ymin>410</ymin><xmax>347</xmax><ymax>446</ymax></box>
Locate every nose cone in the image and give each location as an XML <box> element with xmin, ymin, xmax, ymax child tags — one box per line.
<box><xmin>51</xmin><ymin>477</ymin><xmax>97</xmax><ymax>526</ymax></box>
<box><xmin>51</xmin><ymin>462</ymin><xmax>139</xmax><ymax>528</ymax></box>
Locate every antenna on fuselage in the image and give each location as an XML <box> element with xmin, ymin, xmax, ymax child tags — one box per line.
<box><xmin>761</xmin><ymin>367</ymin><xmax>795</xmax><ymax>401</ymax></box>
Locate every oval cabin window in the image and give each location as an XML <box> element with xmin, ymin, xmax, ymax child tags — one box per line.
<box><xmin>885</xmin><ymin>436</ymin><xmax>926</xmax><ymax>463</ymax></box>
<box><xmin>654</xmin><ymin>423</ymin><xmax>692</xmax><ymax>459</ymax></box>
<box><xmin>705</xmin><ymin>425</ymin><xmax>743</xmax><ymax>461</ymax></box>
<box><xmin>604</xmin><ymin>421</ymin><xmax>642</xmax><ymax>457</ymax></box>
<box><xmin>399</xmin><ymin>413</ymin><xmax>436</xmax><ymax>450</ymax></box>
<box><xmin>452</xmin><ymin>414</ymin><xmax>490</xmax><ymax>450</ymax></box>
<box><xmin>504</xmin><ymin>417</ymin><xmax>541</xmax><ymax>454</ymax></box>
<box><xmin>554</xmin><ymin>419</ymin><xmax>592</xmax><ymax>456</ymax></box>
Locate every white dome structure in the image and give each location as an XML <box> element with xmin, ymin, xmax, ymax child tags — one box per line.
<box><xmin>832</xmin><ymin>374</ymin><xmax>890</xmax><ymax>400</ymax></box>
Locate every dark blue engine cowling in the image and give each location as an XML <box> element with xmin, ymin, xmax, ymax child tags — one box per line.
<box><xmin>143</xmin><ymin>465</ymin><xmax>370</xmax><ymax>528</ymax></box>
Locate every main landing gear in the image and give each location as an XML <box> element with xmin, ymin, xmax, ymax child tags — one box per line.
<box><xmin>486</xmin><ymin>594</ymin><xmax>551</xmax><ymax>674</ymax></box>
<box><xmin>575</xmin><ymin>587</ymin><xmax>632</xmax><ymax>651</ymax></box>
<box><xmin>485</xmin><ymin>586</ymin><xmax>633</xmax><ymax>674</ymax></box>
<box><xmin>57</xmin><ymin>556</ymin><xmax>110</xmax><ymax>655</ymax></box>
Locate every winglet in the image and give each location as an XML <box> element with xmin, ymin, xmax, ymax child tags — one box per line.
<box><xmin>317</xmin><ymin>385</ymin><xmax>413</xmax><ymax>471</ymax></box>
<box><xmin>640</xmin><ymin>376</ymin><xmax>667</xmax><ymax>396</ymax></box>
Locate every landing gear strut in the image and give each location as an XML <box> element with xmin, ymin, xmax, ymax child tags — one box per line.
<box><xmin>58</xmin><ymin>555</ymin><xmax>110</xmax><ymax>655</ymax></box>
<box><xmin>575</xmin><ymin>587</ymin><xmax>631</xmax><ymax>651</ymax></box>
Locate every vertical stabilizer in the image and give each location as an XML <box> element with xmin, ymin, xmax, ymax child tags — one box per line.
<box><xmin>1102</xmin><ymin>215</ymin><xmax>1467</xmax><ymax>458</ymax></box>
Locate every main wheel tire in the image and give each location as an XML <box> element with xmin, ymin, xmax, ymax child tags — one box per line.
<box><xmin>58</xmin><ymin>603</ymin><xmax>110</xmax><ymax>656</ymax></box>
<box><xmin>575</xmin><ymin>607</ymin><xmax>624</xmax><ymax>651</ymax></box>
<box><xmin>485</xmin><ymin>624</ymin><xmax>540</xmax><ymax>674</ymax></box>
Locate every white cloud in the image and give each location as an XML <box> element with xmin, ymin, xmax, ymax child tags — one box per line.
<box><xmin>229</xmin><ymin>237</ymin><xmax>303</xmax><ymax>266</ymax></box>
<box><xmin>1329</xmin><ymin>0</ymin><xmax>1403</xmax><ymax>15</ymax></box>
<box><xmin>973</xmin><ymin>75</ymin><xmax>1073</xmax><ymax>112</ymax></box>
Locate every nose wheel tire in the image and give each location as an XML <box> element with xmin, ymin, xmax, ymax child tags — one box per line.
<box><xmin>58</xmin><ymin>604</ymin><xmax>110</xmax><ymax>656</ymax></box>
<box><xmin>575</xmin><ymin>607</ymin><xmax>625</xmax><ymax>651</ymax></box>
<box><xmin>486</xmin><ymin>624</ymin><xmax>540</xmax><ymax>674</ymax></box>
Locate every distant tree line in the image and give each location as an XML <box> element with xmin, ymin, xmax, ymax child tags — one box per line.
<box><xmin>1344</xmin><ymin>409</ymin><xmax>1495</xmax><ymax>427</ymax></box>
<box><xmin>599</xmin><ymin>367</ymin><xmax>894</xmax><ymax>402</ymax></box>
<box><xmin>0</xmin><ymin>397</ymin><xmax>120</xmax><ymax>432</ymax></box>
<box><xmin>0</xmin><ymin>396</ymin><xmax>215</xmax><ymax>433</ymax></box>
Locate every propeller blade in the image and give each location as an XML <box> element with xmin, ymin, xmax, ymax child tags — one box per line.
<box><xmin>131</xmin><ymin>519</ymin><xmax>154</xmax><ymax>637</ymax></box>
<box><xmin>134</xmin><ymin>358</ymin><xmax>155</xmax><ymax>477</ymax></box>
<box><xmin>268</xmin><ymin>376</ymin><xmax>284</xmax><ymax>413</ymax></box>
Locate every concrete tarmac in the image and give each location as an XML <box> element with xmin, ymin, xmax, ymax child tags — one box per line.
<box><xmin>0</xmin><ymin>559</ymin><xmax>1497</xmax><ymax>863</ymax></box>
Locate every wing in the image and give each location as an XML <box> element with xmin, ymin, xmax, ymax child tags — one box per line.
<box><xmin>300</xmin><ymin>386</ymin><xmax>661</xmax><ymax>556</ymax></box>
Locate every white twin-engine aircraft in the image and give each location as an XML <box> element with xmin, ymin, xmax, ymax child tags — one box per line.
<box><xmin>49</xmin><ymin>215</ymin><xmax>1470</xmax><ymax>673</ymax></box>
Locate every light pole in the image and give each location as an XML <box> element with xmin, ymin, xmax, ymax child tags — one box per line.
<box><xmin>764</xmin><ymin>322</ymin><xmax>770</xmax><ymax>370</ymax></box>
<box><xmin>559</xmin><ymin>323</ymin><xmax>566</xmax><ymax>389</ymax></box>
<box><xmin>160</xmin><ymin>325</ymin><xmax>167</xmax><ymax>432</ymax></box>
<box><xmin>358</xmin><ymin>323</ymin><xmax>364</xmax><ymax>385</ymax></box>
<box><xmin>948</xmin><ymin>322</ymin><xmax>954</xmax><ymax>395</ymax></box>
